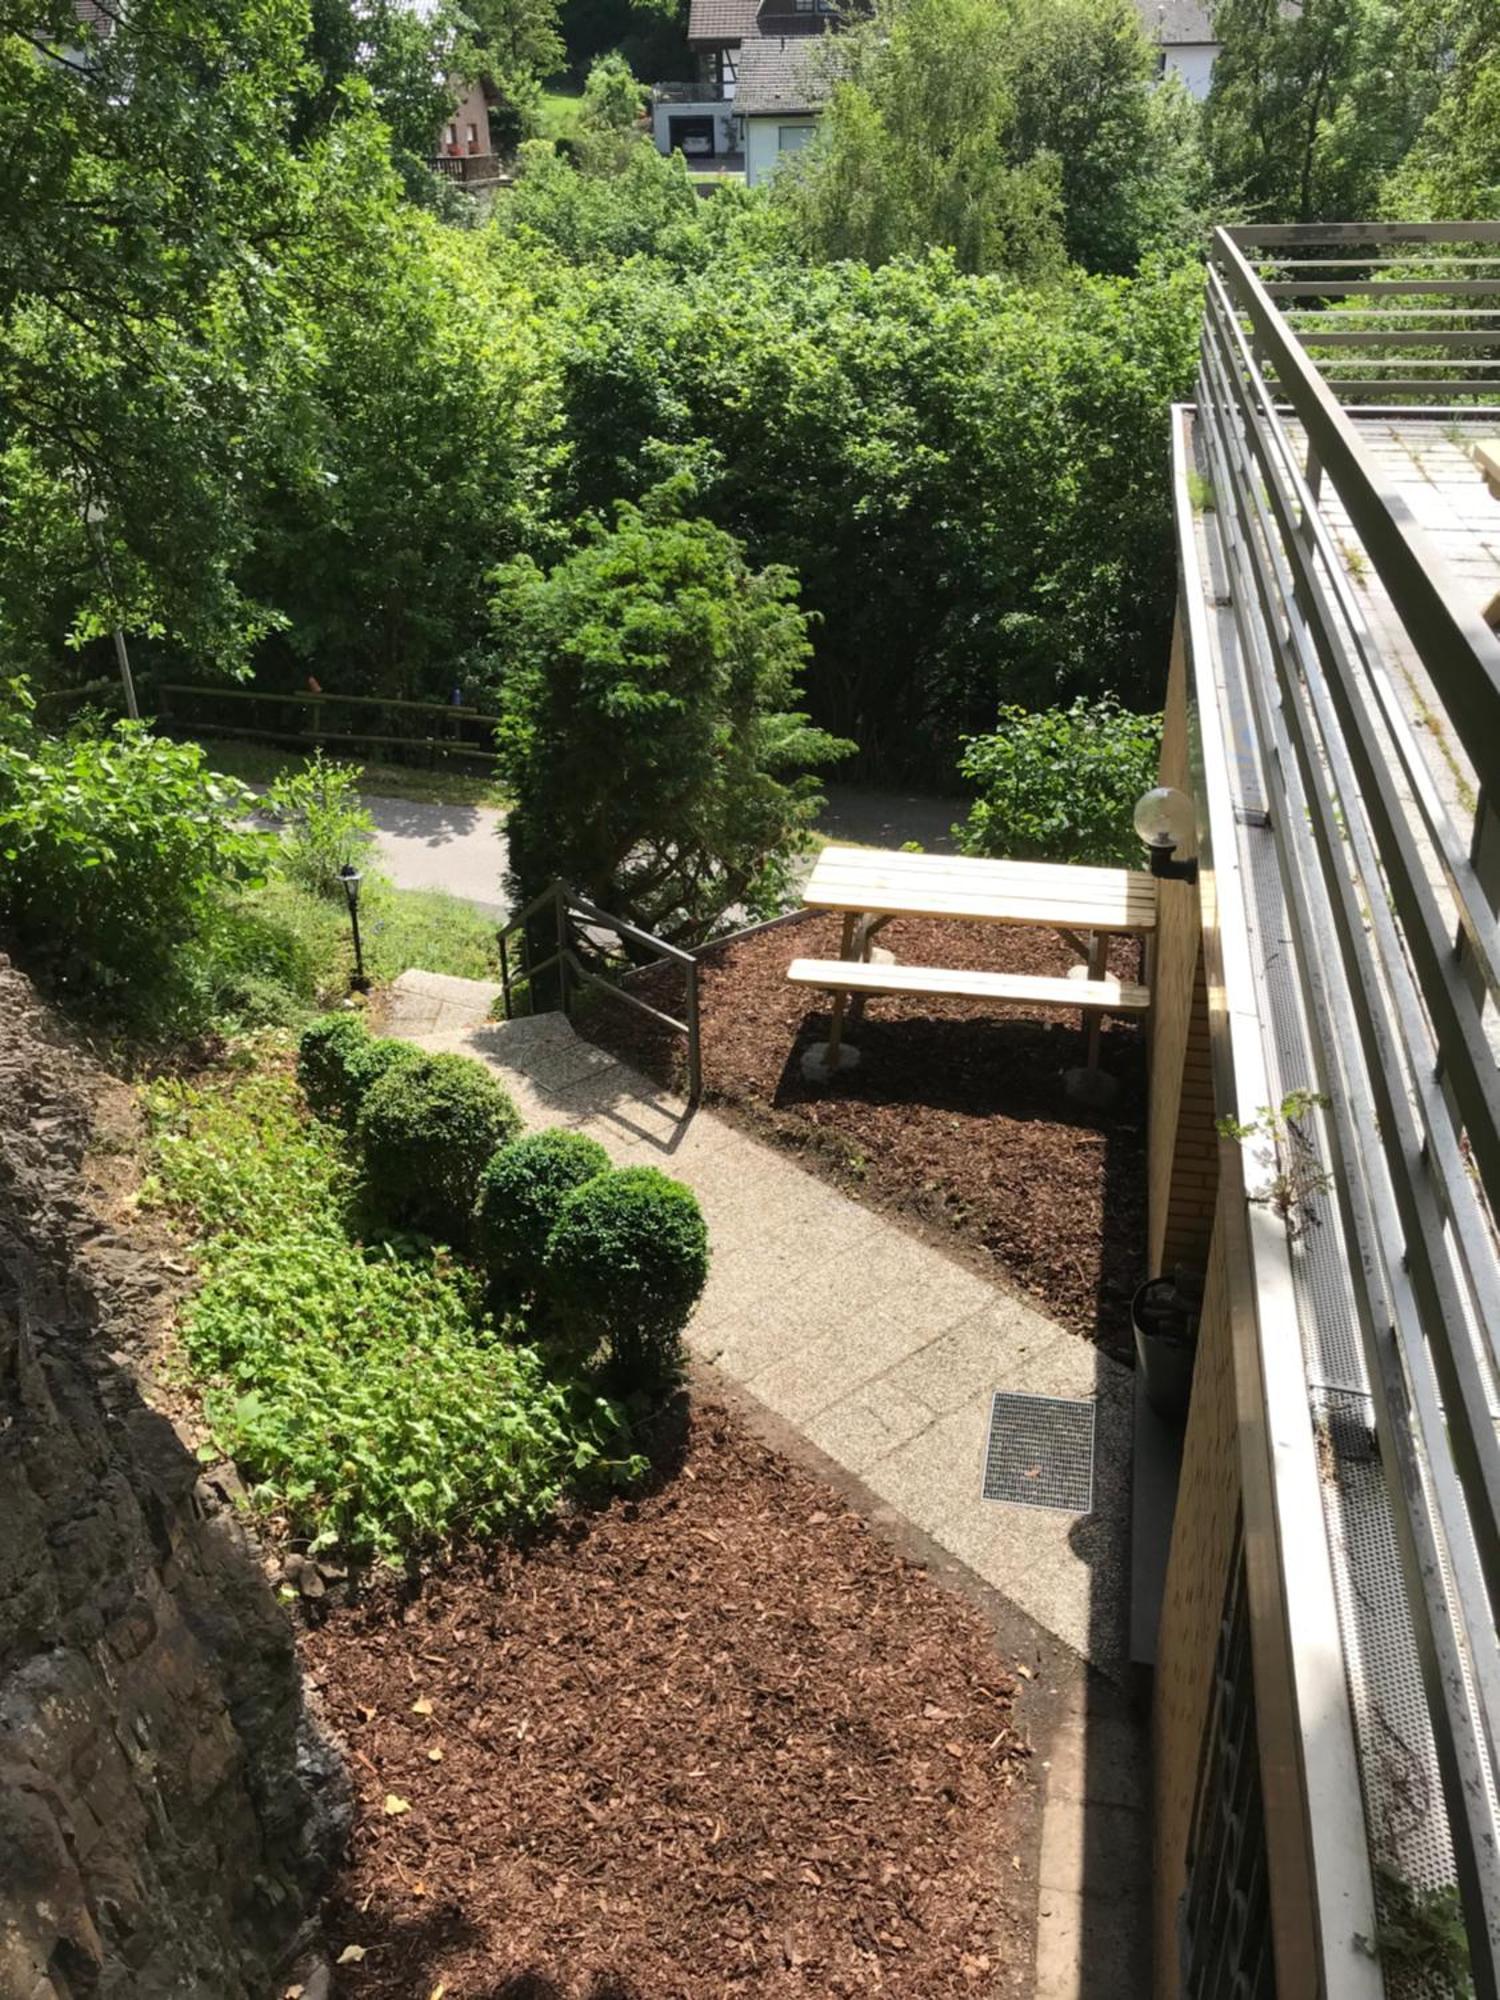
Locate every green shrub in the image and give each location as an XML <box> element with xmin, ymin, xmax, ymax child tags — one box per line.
<box><xmin>476</xmin><ymin>1128</ymin><xmax>612</xmax><ymax>1292</ymax></box>
<box><xmin>955</xmin><ymin>697</ymin><xmax>1163</xmax><ymax>868</ymax></box>
<box><xmin>0</xmin><ymin>686</ymin><xmax>269</xmax><ymax>1021</ymax></box>
<box><xmin>148</xmin><ymin>1069</ymin><xmax>643</xmax><ymax>1563</ymax></box>
<box><xmin>297</xmin><ymin>1013</ymin><xmax>372</xmax><ymax>1119</ymax></box>
<box><xmin>183</xmin><ymin>1230</ymin><xmax>627</xmax><ymax>1560</ymax></box>
<box><xmin>357</xmin><ymin>1050</ymin><xmax>521</xmax><ymax>1237</ymax></box>
<box><xmin>297</xmin><ymin>1012</ymin><xmax>418</xmax><ymax>1125</ymax></box>
<box><xmin>266</xmin><ymin>749</ymin><xmax>377</xmax><ymax>899</ymax></box>
<box><xmin>543</xmin><ymin>1165</ymin><xmax>709</xmax><ymax>1384</ymax></box>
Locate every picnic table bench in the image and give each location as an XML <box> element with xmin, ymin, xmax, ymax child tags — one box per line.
<box><xmin>791</xmin><ymin>848</ymin><xmax>1156</xmax><ymax>1071</ymax></box>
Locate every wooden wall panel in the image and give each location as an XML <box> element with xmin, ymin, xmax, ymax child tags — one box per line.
<box><xmin>1148</xmin><ymin>608</ymin><xmax>1218</xmax><ymax>1278</ymax></box>
<box><xmin>1151</xmin><ymin>1185</ymin><xmax>1243</xmax><ymax>1995</ymax></box>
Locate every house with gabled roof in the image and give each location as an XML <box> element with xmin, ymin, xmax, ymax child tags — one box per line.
<box><xmin>1137</xmin><ymin>0</ymin><xmax>1219</xmax><ymax>98</ymax></box>
<box><xmin>651</xmin><ymin>0</ymin><xmax>836</xmax><ymax>184</ymax></box>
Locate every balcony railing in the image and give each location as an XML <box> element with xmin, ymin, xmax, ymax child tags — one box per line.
<box><xmin>429</xmin><ymin>152</ymin><xmax>503</xmax><ymax>185</ymax></box>
<box><xmin>1188</xmin><ymin>220</ymin><xmax>1500</xmax><ymax>1992</ymax></box>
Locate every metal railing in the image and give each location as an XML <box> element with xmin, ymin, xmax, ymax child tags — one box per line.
<box><xmin>498</xmin><ymin>880</ymin><xmax>702</xmax><ymax>1102</ymax></box>
<box><xmin>1226</xmin><ymin>218</ymin><xmax>1500</xmax><ymax>405</ymax></box>
<box><xmin>1195</xmin><ymin>220</ymin><xmax>1500</xmax><ymax>1990</ymax></box>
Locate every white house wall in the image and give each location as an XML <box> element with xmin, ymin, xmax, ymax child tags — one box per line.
<box><xmin>1164</xmin><ymin>43</ymin><xmax>1216</xmax><ymax>99</ymax></box>
<box><xmin>744</xmin><ymin>116</ymin><xmax>818</xmax><ymax>188</ymax></box>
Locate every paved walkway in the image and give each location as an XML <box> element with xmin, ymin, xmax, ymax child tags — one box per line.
<box><xmin>386</xmin><ymin>971</ymin><xmax>1131</xmax><ymax>1670</ymax></box>
<box><xmin>362</xmin><ymin>795</ymin><xmax>508</xmax><ymax>914</ymax></box>
<box><xmin>385</xmin><ymin>971</ymin><xmax>1149</xmax><ymax>1996</ymax></box>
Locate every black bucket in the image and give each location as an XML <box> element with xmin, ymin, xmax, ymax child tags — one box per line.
<box><xmin>1133</xmin><ymin>1275</ymin><xmax>1200</xmax><ymax>1426</ymax></box>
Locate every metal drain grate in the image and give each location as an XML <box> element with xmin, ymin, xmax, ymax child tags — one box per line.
<box><xmin>982</xmin><ymin>1392</ymin><xmax>1096</xmax><ymax>1513</ymax></box>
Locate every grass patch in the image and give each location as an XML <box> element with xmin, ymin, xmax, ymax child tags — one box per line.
<box><xmin>194</xmin><ymin>733</ymin><xmax>504</xmax><ymax>808</ymax></box>
<box><xmin>143</xmin><ymin>1063</ymin><xmax>643</xmax><ymax>1563</ymax></box>
<box><xmin>234</xmin><ymin>878</ymin><xmax>500</xmax><ymax>1002</ymax></box>
<box><xmin>537</xmin><ymin>82</ymin><xmax>585</xmax><ymax>142</ymax></box>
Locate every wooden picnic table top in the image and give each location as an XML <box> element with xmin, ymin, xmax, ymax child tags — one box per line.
<box><xmin>801</xmin><ymin>847</ymin><xmax>1158</xmax><ymax>934</ymax></box>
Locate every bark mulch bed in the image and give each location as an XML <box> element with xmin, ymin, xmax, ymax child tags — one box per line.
<box><xmin>577</xmin><ymin>911</ymin><xmax>1147</xmax><ymax>1358</ymax></box>
<box><xmin>302</xmin><ymin>1400</ymin><xmax>1035</xmax><ymax>1999</ymax></box>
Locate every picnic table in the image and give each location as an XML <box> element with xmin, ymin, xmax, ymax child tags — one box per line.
<box><xmin>790</xmin><ymin>847</ymin><xmax>1156</xmax><ymax>1070</ymax></box>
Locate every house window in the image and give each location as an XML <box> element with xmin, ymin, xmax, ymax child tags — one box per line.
<box><xmin>778</xmin><ymin>124</ymin><xmax>813</xmax><ymax>152</ymax></box>
<box><xmin>465</xmin><ymin>122</ymin><xmax>478</xmax><ymax>145</ymax></box>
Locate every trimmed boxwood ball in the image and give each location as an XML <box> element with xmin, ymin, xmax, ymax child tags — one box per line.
<box><xmin>296</xmin><ymin>1012</ymin><xmax>371</xmax><ymax>1122</ymax></box>
<box><xmin>296</xmin><ymin>1013</ymin><xmax>418</xmax><ymax>1125</ymax></box>
<box><xmin>475</xmin><ymin>1128</ymin><xmax>612</xmax><ymax>1292</ymax></box>
<box><xmin>543</xmin><ymin>1166</ymin><xmax>709</xmax><ymax>1385</ymax></box>
<box><xmin>357</xmin><ymin>1050</ymin><xmax>522</xmax><ymax>1238</ymax></box>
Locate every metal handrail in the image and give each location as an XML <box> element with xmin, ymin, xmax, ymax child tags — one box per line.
<box><xmin>1195</xmin><ymin>229</ymin><xmax>1500</xmax><ymax>1986</ymax></box>
<box><xmin>497</xmin><ymin>880</ymin><xmax>702</xmax><ymax>1101</ymax></box>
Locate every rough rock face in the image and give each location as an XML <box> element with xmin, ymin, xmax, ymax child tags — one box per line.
<box><xmin>0</xmin><ymin>963</ymin><xmax>348</xmax><ymax>1998</ymax></box>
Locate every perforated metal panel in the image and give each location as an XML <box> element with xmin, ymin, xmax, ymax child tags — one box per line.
<box><xmin>1181</xmin><ymin>1530</ymin><xmax>1278</xmax><ymax>2000</ymax></box>
<box><xmin>981</xmin><ymin>1392</ymin><xmax>1095</xmax><ymax>1513</ymax></box>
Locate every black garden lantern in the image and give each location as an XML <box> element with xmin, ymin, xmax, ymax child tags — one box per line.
<box><xmin>338</xmin><ymin>863</ymin><xmax>369</xmax><ymax>991</ymax></box>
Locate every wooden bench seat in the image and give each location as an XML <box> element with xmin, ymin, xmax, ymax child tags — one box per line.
<box><xmin>787</xmin><ymin>958</ymin><xmax>1152</xmax><ymax>1014</ymax></box>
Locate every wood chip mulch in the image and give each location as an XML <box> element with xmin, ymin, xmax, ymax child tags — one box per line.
<box><xmin>301</xmin><ymin>1401</ymin><xmax>1035</xmax><ymax>1999</ymax></box>
<box><xmin>578</xmin><ymin>911</ymin><xmax>1147</xmax><ymax>1358</ymax></box>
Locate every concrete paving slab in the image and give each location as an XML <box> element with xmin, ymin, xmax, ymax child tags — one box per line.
<box><xmin>1037</xmin><ymin>1709</ymin><xmax>1149</xmax><ymax>1814</ymax></box>
<box><xmin>802</xmin><ymin>1372</ymin><xmax>939</xmax><ymax>1473</ymax></box>
<box><xmin>743</xmin><ymin>1307</ymin><xmax>963</xmax><ymax>1424</ymax></box>
<box><xmin>882</xmin><ymin>1311</ymin><xmax>1031</xmax><ymax>1417</ymax></box>
<box><xmin>862</xmin><ymin>1396</ymin><xmax>991</xmax><ymax>1528</ymax></box>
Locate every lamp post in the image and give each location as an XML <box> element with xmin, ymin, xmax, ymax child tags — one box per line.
<box><xmin>83</xmin><ymin>500</ymin><xmax>139</xmax><ymax>722</ymax></box>
<box><xmin>338</xmin><ymin>864</ymin><xmax>369</xmax><ymax>992</ymax></box>
<box><xmin>1134</xmin><ymin>786</ymin><xmax>1200</xmax><ymax>885</ymax></box>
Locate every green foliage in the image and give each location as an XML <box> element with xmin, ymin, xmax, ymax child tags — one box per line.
<box><xmin>776</xmin><ymin>0</ymin><xmax>1065</xmax><ymax>277</ymax></box>
<box><xmin>297</xmin><ymin>1012</ymin><xmax>418</xmax><ymax>1124</ymax></box>
<box><xmin>1215</xmin><ymin>1089</ymin><xmax>1334</xmax><ymax>1240</ymax></box>
<box><xmin>1204</xmin><ymin>0</ymin><xmax>1441</xmax><ymax>221</ymax></box>
<box><xmin>147</xmin><ymin>1068</ymin><xmax>640</xmax><ymax>1562</ymax></box>
<box><xmin>492</xmin><ymin>490</ymin><xmax>853</xmax><ymax>941</ymax></box>
<box><xmin>1370</xmin><ymin>1863</ymin><xmax>1473</xmax><ymax>1997</ymax></box>
<box><xmin>0</xmin><ymin>688</ymin><xmax>270</xmax><ymax>1019</ymax></box>
<box><xmin>545</xmin><ymin>253</ymin><xmax>1200</xmax><ymax>776</ymax></box>
<box><xmin>144</xmin><ymin>1066</ymin><xmax>358</xmax><ymax>1242</ymax></box>
<box><xmin>572</xmin><ymin>52</ymin><xmax>649</xmax><ymax>172</ymax></box>
<box><xmin>297</xmin><ymin>0</ymin><xmax>465</xmax><ymax>189</ymax></box>
<box><xmin>0</xmin><ymin>0</ymin><xmax>328</xmax><ymax>673</ymax></box>
<box><xmin>1383</xmin><ymin>4</ymin><xmax>1500</xmax><ymax>219</ymax></box>
<box><xmin>464</xmin><ymin>0</ymin><xmax>568</xmax><ymax>91</ymax></box>
<box><xmin>507</xmin><ymin>140</ymin><xmax>704</xmax><ymax>262</ymax></box>
<box><xmin>357</xmin><ymin>1049</ymin><xmax>523</xmax><ymax>1236</ymax></box>
<box><xmin>476</xmin><ymin>1127</ymin><xmax>613</xmax><ymax>1290</ymax></box>
<box><xmin>561</xmin><ymin>0</ymin><xmax>692</xmax><ymax>83</ymax></box>
<box><xmin>955</xmin><ymin>697</ymin><xmax>1162</xmax><ymax>866</ymax></box>
<box><xmin>251</xmin><ymin>205</ymin><xmax>549</xmax><ymax>701</ymax></box>
<box><xmin>267</xmin><ymin>750</ymin><xmax>377</xmax><ymax>898</ymax></box>
<box><xmin>543</xmin><ymin>1165</ymin><xmax>709</xmax><ymax>1384</ymax></box>
<box><xmin>297</xmin><ymin>1013</ymin><xmax>374</xmax><ymax>1120</ymax></box>
<box><xmin>240</xmin><ymin>877</ymin><xmax>503</xmax><ymax>992</ymax></box>
<box><xmin>185</xmin><ymin>1231</ymin><xmax>588</xmax><ymax>1560</ymax></box>
<box><xmin>775</xmin><ymin>0</ymin><xmax>1203</xmax><ymax>277</ymax></box>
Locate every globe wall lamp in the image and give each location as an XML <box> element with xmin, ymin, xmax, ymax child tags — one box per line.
<box><xmin>338</xmin><ymin>864</ymin><xmax>369</xmax><ymax>991</ymax></box>
<box><xmin>1134</xmin><ymin>786</ymin><xmax>1199</xmax><ymax>885</ymax></box>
